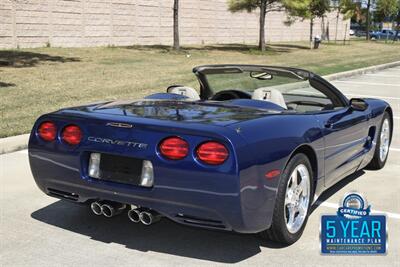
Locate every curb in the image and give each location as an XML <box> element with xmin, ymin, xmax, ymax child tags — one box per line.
<box><xmin>0</xmin><ymin>134</ymin><xmax>30</xmax><ymax>155</ymax></box>
<box><xmin>1</xmin><ymin>61</ymin><xmax>399</xmax><ymax>155</ymax></box>
<box><xmin>323</xmin><ymin>61</ymin><xmax>400</xmax><ymax>81</ymax></box>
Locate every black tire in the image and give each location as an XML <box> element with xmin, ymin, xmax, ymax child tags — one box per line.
<box><xmin>367</xmin><ymin>111</ymin><xmax>392</xmax><ymax>170</ymax></box>
<box><xmin>259</xmin><ymin>153</ymin><xmax>313</xmax><ymax>245</ymax></box>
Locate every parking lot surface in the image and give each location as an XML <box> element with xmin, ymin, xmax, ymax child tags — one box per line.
<box><xmin>1</xmin><ymin>67</ymin><xmax>399</xmax><ymax>266</ymax></box>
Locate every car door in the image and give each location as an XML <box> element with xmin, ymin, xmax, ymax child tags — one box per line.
<box><xmin>314</xmin><ymin>107</ymin><xmax>370</xmax><ymax>188</ymax></box>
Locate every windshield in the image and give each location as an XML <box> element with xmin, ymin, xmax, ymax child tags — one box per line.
<box><xmin>204</xmin><ymin>69</ymin><xmax>307</xmax><ymax>94</ymax></box>
<box><xmin>198</xmin><ymin>66</ymin><xmax>342</xmax><ymax>112</ymax></box>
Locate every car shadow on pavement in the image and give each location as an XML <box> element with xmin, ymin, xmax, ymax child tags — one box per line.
<box><xmin>31</xmin><ymin>201</ymin><xmax>285</xmax><ymax>263</ymax></box>
<box><xmin>310</xmin><ymin>170</ymin><xmax>365</xmax><ymax>214</ymax></box>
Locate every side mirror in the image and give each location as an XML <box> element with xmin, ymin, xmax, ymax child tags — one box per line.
<box><xmin>350</xmin><ymin>98</ymin><xmax>368</xmax><ymax>111</ymax></box>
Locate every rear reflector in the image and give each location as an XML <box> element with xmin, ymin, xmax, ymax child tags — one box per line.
<box><xmin>159</xmin><ymin>137</ymin><xmax>189</xmax><ymax>160</ymax></box>
<box><xmin>38</xmin><ymin>121</ymin><xmax>57</xmax><ymax>142</ymax></box>
<box><xmin>196</xmin><ymin>141</ymin><xmax>228</xmax><ymax>165</ymax></box>
<box><xmin>62</xmin><ymin>125</ymin><xmax>82</xmax><ymax>145</ymax></box>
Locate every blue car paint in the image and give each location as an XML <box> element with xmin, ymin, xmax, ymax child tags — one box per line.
<box><xmin>28</xmin><ymin>86</ymin><xmax>391</xmax><ymax>234</ymax></box>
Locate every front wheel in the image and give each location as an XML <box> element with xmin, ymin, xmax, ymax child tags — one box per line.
<box><xmin>367</xmin><ymin>111</ymin><xmax>392</xmax><ymax>170</ymax></box>
<box><xmin>260</xmin><ymin>153</ymin><xmax>313</xmax><ymax>244</ymax></box>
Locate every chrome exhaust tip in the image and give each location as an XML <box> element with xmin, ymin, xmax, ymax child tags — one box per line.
<box><xmin>139</xmin><ymin>210</ymin><xmax>161</xmax><ymax>225</ymax></box>
<box><xmin>101</xmin><ymin>202</ymin><xmax>127</xmax><ymax>218</ymax></box>
<box><xmin>101</xmin><ymin>204</ymin><xmax>115</xmax><ymax>218</ymax></box>
<box><xmin>90</xmin><ymin>201</ymin><xmax>103</xmax><ymax>216</ymax></box>
<box><xmin>127</xmin><ymin>208</ymin><xmax>141</xmax><ymax>223</ymax></box>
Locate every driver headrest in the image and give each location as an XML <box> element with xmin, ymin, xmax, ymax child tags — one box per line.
<box><xmin>252</xmin><ymin>87</ymin><xmax>287</xmax><ymax>109</ymax></box>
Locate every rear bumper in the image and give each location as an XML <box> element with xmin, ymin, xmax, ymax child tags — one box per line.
<box><xmin>29</xmin><ymin>148</ymin><xmax>277</xmax><ymax>233</ymax></box>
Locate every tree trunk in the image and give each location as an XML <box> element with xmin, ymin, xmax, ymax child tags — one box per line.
<box><xmin>259</xmin><ymin>0</ymin><xmax>266</xmax><ymax>51</ymax></box>
<box><xmin>326</xmin><ymin>21</ymin><xmax>330</xmax><ymax>42</ymax></box>
<box><xmin>335</xmin><ymin>12</ymin><xmax>339</xmax><ymax>43</ymax></box>
<box><xmin>366</xmin><ymin>0</ymin><xmax>371</xmax><ymax>41</ymax></box>
<box><xmin>394</xmin><ymin>21</ymin><xmax>399</xmax><ymax>43</ymax></box>
<box><xmin>173</xmin><ymin>0</ymin><xmax>179</xmax><ymax>50</ymax></box>
<box><xmin>310</xmin><ymin>18</ymin><xmax>314</xmax><ymax>49</ymax></box>
<box><xmin>395</xmin><ymin>11</ymin><xmax>400</xmax><ymax>42</ymax></box>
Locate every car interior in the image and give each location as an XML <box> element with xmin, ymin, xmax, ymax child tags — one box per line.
<box><xmin>167</xmin><ymin>67</ymin><xmax>346</xmax><ymax>113</ymax></box>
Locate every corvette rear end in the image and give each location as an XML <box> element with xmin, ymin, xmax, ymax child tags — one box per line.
<box><xmin>29</xmin><ymin>100</ymin><xmax>279</xmax><ymax>233</ymax></box>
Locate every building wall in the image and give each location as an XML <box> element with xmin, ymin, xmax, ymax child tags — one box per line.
<box><xmin>0</xmin><ymin>0</ymin><xmax>350</xmax><ymax>49</ymax></box>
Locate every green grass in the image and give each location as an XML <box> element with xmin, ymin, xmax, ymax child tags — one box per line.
<box><xmin>1</xmin><ymin>40</ymin><xmax>399</xmax><ymax>137</ymax></box>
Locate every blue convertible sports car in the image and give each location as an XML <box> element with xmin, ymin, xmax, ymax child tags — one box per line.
<box><xmin>29</xmin><ymin>65</ymin><xmax>393</xmax><ymax>244</ymax></box>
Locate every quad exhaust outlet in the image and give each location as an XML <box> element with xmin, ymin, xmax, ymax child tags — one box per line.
<box><xmin>91</xmin><ymin>201</ymin><xmax>161</xmax><ymax>225</ymax></box>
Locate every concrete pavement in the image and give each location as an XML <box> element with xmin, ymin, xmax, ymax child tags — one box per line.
<box><xmin>1</xmin><ymin>67</ymin><xmax>400</xmax><ymax>266</ymax></box>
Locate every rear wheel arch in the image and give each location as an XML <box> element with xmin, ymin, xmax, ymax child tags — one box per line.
<box><xmin>286</xmin><ymin>145</ymin><xmax>318</xmax><ymax>195</ymax></box>
<box><xmin>261</xmin><ymin>148</ymin><xmax>317</xmax><ymax>243</ymax></box>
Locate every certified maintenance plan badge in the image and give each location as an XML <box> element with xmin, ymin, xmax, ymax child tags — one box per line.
<box><xmin>320</xmin><ymin>192</ymin><xmax>387</xmax><ymax>255</ymax></box>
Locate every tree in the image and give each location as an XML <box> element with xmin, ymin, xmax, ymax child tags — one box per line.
<box><xmin>227</xmin><ymin>0</ymin><xmax>285</xmax><ymax>51</ymax></box>
<box><xmin>376</xmin><ymin>0</ymin><xmax>398</xmax><ymax>41</ymax></box>
<box><xmin>173</xmin><ymin>0</ymin><xmax>180</xmax><ymax>50</ymax></box>
<box><xmin>365</xmin><ymin>0</ymin><xmax>375</xmax><ymax>40</ymax></box>
<box><xmin>285</xmin><ymin>0</ymin><xmax>331</xmax><ymax>48</ymax></box>
<box><xmin>332</xmin><ymin>0</ymin><xmax>357</xmax><ymax>42</ymax></box>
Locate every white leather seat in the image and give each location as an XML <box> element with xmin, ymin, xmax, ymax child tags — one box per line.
<box><xmin>252</xmin><ymin>88</ymin><xmax>287</xmax><ymax>109</ymax></box>
<box><xmin>167</xmin><ymin>86</ymin><xmax>200</xmax><ymax>100</ymax></box>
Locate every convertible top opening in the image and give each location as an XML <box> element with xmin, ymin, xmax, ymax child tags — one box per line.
<box><xmin>163</xmin><ymin>65</ymin><xmax>347</xmax><ymax>113</ymax></box>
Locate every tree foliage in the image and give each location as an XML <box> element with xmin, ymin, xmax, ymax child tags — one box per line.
<box><xmin>228</xmin><ymin>0</ymin><xmax>260</xmax><ymax>12</ymax></box>
<box><xmin>285</xmin><ymin>0</ymin><xmax>330</xmax><ymax>20</ymax></box>
<box><xmin>337</xmin><ymin>0</ymin><xmax>358</xmax><ymax>20</ymax></box>
<box><xmin>376</xmin><ymin>0</ymin><xmax>398</xmax><ymax>19</ymax></box>
<box><xmin>228</xmin><ymin>0</ymin><xmax>283</xmax><ymax>13</ymax></box>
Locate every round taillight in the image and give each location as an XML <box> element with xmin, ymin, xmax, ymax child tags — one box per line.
<box><xmin>159</xmin><ymin>137</ymin><xmax>189</xmax><ymax>160</ymax></box>
<box><xmin>38</xmin><ymin>121</ymin><xmax>57</xmax><ymax>142</ymax></box>
<box><xmin>196</xmin><ymin>141</ymin><xmax>228</xmax><ymax>165</ymax></box>
<box><xmin>62</xmin><ymin>125</ymin><xmax>82</xmax><ymax>145</ymax></box>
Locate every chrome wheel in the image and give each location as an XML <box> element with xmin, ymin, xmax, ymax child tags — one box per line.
<box><xmin>284</xmin><ymin>164</ymin><xmax>310</xmax><ymax>234</ymax></box>
<box><xmin>379</xmin><ymin>118</ymin><xmax>390</xmax><ymax>162</ymax></box>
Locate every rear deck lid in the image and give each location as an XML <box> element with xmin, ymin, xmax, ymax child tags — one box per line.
<box><xmin>56</xmin><ymin>99</ymin><xmax>281</xmax><ymax>126</ymax></box>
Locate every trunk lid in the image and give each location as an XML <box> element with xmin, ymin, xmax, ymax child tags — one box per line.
<box><xmin>55</xmin><ymin>99</ymin><xmax>280</xmax><ymax>127</ymax></box>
